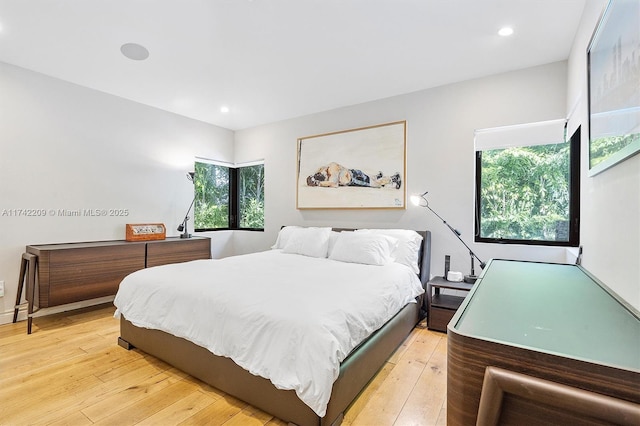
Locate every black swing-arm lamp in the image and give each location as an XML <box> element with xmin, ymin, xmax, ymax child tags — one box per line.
<box><xmin>411</xmin><ymin>191</ymin><xmax>485</xmax><ymax>282</ymax></box>
<box><xmin>177</xmin><ymin>171</ymin><xmax>195</xmax><ymax>239</ymax></box>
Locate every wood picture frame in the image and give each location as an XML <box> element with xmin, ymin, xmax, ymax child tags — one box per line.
<box><xmin>587</xmin><ymin>0</ymin><xmax>640</xmax><ymax>176</ymax></box>
<box><xmin>125</xmin><ymin>223</ymin><xmax>166</xmax><ymax>241</ymax></box>
<box><xmin>296</xmin><ymin>121</ymin><xmax>406</xmax><ymax>209</ymax></box>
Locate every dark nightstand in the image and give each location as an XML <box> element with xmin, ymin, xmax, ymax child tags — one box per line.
<box><xmin>426</xmin><ymin>276</ymin><xmax>473</xmax><ymax>332</ymax></box>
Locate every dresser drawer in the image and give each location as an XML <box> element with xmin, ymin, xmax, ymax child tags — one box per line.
<box><xmin>429</xmin><ymin>306</ymin><xmax>457</xmax><ymax>332</ymax></box>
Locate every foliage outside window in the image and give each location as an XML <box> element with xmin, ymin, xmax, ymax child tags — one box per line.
<box><xmin>590</xmin><ymin>134</ymin><xmax>640</xmax><ymax>169</ymax></box>
<box><xmin>194</xmin><ymin>160</ymin><xmax>264</xmax><ymax>231</ymax></box>
<box><xmin>238</xmin><ymin>165</ymin><xmax>265</xmax><ymax>229</ymax></box>
<box><xmin>475</xmin><ymin>126</ymin><xmax>580</xmax><ymax>246</ymax></box>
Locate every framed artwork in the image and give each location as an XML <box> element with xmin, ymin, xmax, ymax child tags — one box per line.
<box><xmin>587</xmin><ymin>0</ymin><xmax>640</xmax><ymax>176</ymax></box>
<box><xmin>296</xmin><ymin>121</ymin><xmax>406</xmax><ymax>209</ymax></box>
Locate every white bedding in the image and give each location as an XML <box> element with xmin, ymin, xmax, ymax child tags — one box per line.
<box><xmin>114</xmin><ymin>249</ymin><xmax>424</xmax><ymax>416</ymax></box>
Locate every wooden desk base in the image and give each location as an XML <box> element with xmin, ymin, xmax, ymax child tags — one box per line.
<box><xmin>447</xmin><ymin>329</ymin><xmax>640</xmax><ymax>425</ymax></box>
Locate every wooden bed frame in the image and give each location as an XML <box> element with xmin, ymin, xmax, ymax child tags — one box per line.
<box><xmin>117</xmin><ymin>229</ymin><xmax>431</xmax><ymax>426</ymax></box>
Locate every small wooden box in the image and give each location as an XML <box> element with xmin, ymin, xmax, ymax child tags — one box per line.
<box><xmin>125</xmin><ymin>223</ymin><xmax>166</xmax><ymax>242</ymax></box>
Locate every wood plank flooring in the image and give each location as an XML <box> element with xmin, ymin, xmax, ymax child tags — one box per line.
<box><xmin>0</xmin><ymin>305</ymin><xmax>447</xmax><ymax>425</ymax></box>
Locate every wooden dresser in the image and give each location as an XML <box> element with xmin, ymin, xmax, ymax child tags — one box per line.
<box><xmin>447</xmin><ymin>259</ymin><xmax>640</xmax><ymax>425</ymax></box>
<box><xmin>17</xmin><ymin>237</ymin><xmax>211</xmax><ymax>333</ymax></box>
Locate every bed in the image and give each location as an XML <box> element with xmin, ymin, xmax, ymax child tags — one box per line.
<box><xmin>115</xmin><ymin>227</ymin><xmax>432</xmax><ymax>426</ymax></box>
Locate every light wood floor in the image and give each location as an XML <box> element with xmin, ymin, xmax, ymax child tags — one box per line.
<box><xmin>0</xmin><ymin>305</ymin><xmax>447</xmax><ymax>425</ymax></box>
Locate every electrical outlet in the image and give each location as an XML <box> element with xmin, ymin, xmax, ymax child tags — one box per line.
<box><xmin>0</xmin><ymin>280</ymin><xmax>4</xmax><ymax>297</ymax></box>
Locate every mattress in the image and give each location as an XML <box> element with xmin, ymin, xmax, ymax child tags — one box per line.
<box><xmin>113</xmin><ymin>249</ymin><xmax>424</xmax><ymax>416</ymax></box>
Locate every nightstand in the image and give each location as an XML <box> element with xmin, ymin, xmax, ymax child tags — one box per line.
<box><xmin>426</xmin><ymin>276</ymin><xmax>473</xmax><ymax>332</ymax></box>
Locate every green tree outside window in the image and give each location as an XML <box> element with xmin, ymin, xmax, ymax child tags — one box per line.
<box><xmin>194</xmin><ymin>161</ymin><xmax>264</xmax><ymax>230</ymax></box>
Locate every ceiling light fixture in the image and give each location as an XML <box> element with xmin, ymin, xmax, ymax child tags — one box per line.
<box><xmin>220</xmin><ymin>106</ymin><xmax>230</xmax><ymax>113</ymax></box>
<box><xmin>120</xmin><ymin>43</ymin><xmax>150</xmax><ymax>61</ymax></box>
<box><xmin>498</xmin><ymin>27</ymin><xmax>514</xmax><ymax>37</ymax></box>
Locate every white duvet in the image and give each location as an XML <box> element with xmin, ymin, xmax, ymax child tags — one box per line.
<box><xmin>113</xmin><ymin>249</ymin><xmax>424</xmax><ymax>416</ymax></box>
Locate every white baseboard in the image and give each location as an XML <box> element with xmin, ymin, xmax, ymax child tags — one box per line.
<box><xmin>0</xmin><ymin>296</ymin><xmax>115</xmax><ymax>326</ymax></box>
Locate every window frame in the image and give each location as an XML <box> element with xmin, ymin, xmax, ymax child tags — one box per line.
<box><xmin>194</xmin><ymin>160</ymin><xmax>264</xmax><ymax>232</ymax></box>
<box><xmin>474</xmin><ymin>126</ymin><xmax>580</xmax><ymax>247</ymax></box>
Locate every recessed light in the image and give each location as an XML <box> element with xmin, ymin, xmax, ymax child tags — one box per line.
<box><xmin>120</xmin><ymin>43</ymin><xmax>149</xmax><ymax>61</ymax></box>
<box><xmin>220</xmin><ymin>106</ymin><xmax>230</xmax><ymax>113</ymax></box>
<box><xmin>498</xmin><ymin>27</ymin><xmax>514</xmax><ymax>37</ymax></box>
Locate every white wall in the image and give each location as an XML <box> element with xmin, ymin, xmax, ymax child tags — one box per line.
<box><xmin>0</xmin><ymin>62</ymin><xmax>235</xmax><ymax>323</ymax></box>
<box><xmin>4</xmin><ymin>0</ymin><xmax>635</xmax><ymax>323</ymax></box>
<box><xmin>567</xmin><ymin>0</ymin><xmax>640</xmax><ymax>310</ymax></box>
<box><xmin>234</xmin><ymin>61</ymin><xmax>570</xmax><ymax>279</ymax></box>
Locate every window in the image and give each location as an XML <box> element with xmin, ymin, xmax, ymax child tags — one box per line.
<box><xmin>194</xmin><ymin>159</ymin><xmax>264</xmax><ymax>231</ymax></box>
<box><xmin>474</xmin><ymin>121</ymin><xmax>580</xmax><ymax>246</ymax></box>
<box><xmin>237</xmin><ymin>164</ymin><xmax>265</xmax><ymax>229</ymax></box>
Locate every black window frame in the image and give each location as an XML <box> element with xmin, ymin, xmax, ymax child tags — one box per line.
<box><xmin>194</xmin><ymin>162</ymin><xmax>264</xmax><ymax>232</ymax></box>
<box><xmin>474</xmin><ymin>126</ymin><xmax>581</xmax><ymax>247</ymax></box>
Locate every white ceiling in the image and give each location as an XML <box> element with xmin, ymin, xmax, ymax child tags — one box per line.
<box><xmin>0</xmin><ymin>0</ymin><xmax>587</xmax><ymax>130</ymax></box>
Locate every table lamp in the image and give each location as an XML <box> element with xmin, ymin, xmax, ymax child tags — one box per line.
<box><xmin>177</xmin><ymin>172</ymin><xmax>195</xmax><ymax>239</ymax></box>
<box><xmin>411</xmin><ymin>191</ymin><xmax>485</xmax><ymax>283</ymax></box>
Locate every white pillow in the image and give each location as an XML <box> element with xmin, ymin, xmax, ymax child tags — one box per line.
<box><xmin>282</xmin><ymin>227</ymin><xmax>332</xmax><ymax>258</ymax></box>
<box><xmin>327</xmin><ymin>231</ymin><xmax>341</xmax><ymax>257</ymax></box>
<box><xmin>355</xmin><ymin>229</ymin><xmax>423</xmax><ymax>273</ymax></box>
<box><xmin>271</xmin><ymin>226</ymin><xmax>301</xmax><ymax>249</ymax></box>
<box><xmin>329</xmin><ymin>232</ymin><xmax>397</xmax><ymax>266</ymax></box>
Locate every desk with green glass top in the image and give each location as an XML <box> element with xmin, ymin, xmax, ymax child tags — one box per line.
<box><xmin>447</xmin><ymin>259</ymin><xmax>640</xmax><ymax>425</ymax></box>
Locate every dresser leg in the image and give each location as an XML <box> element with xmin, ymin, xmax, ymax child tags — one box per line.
<box><xmin>25</xmin><ymin>253</ymin><xmax>37</xmax><ymax>334</ymax></box>
<box><xmin>13</xmin><ymin>256</ymin><xmax>28</xmax><ymax>323</ymax></box>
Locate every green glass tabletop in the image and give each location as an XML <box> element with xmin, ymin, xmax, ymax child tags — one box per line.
<box><xmin>453</xmin><ymin>259</ymin><xmax>640</xmax><ymax>371</ymax></box>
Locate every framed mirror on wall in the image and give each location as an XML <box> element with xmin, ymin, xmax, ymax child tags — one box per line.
<box><xmin>587</xmin><ymin>0</ymin><xmax>640</xmax><ymax>176</ymax></box>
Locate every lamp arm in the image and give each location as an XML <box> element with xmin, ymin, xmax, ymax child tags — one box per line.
<box><xmin>181</xmin><ymin>197</ymin><xmax>195</xmax><ymax>225</ymax></box>
<box><xmin>425</xmin><ymin>204</ymin><xmax>485</xmax><ymax>269</ymax></box>
<box><xmin>178</xmin><ymin>197</ymin><xmax>195</xmax><ymax>238</ymax></box>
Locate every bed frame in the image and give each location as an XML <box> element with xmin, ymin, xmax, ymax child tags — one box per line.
<box><xmin>118</xmin><ymin>229</ymin><xmax>431</xmax><ymax>426</ymax></box>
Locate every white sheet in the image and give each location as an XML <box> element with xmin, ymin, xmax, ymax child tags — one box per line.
<box><xmin>113</xmin><ymin>249</ymin><xmax>424</xmax><ymax>417</ymax></box>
